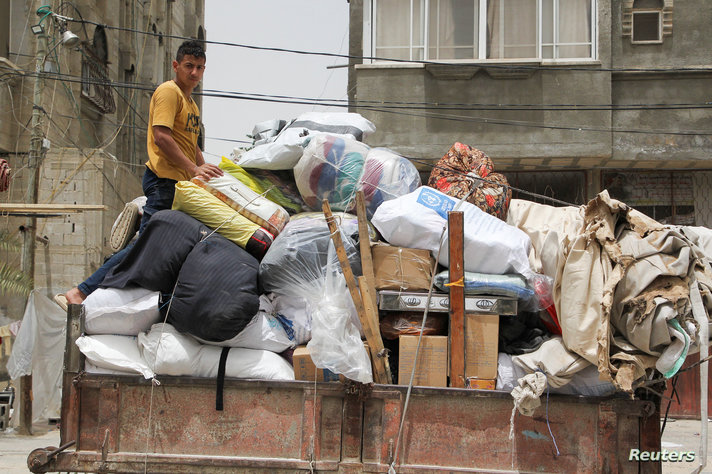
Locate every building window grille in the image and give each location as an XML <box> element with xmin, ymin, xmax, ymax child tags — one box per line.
<box><xmin>81</xmin><ymin>26</ymin><xmax>116</xmax><ymax>114</ymax></box>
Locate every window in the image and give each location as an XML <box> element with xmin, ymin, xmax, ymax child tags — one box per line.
<box><xmin>602</xmin><ymin>171</ymin><xmax>695</xmax><ymax>225</ymax></box>
<box><xmin>631</xmin><ymin>10</ymin><xmax>662</xmax><ymax>43</ymax></box>
<box><xmin>81</xmin><ymin>26</ymin><xmax>116</xmax><ymax>114</ymax></box>
<box><xmin>368</xmin><ymin>0</ymin><xmax>595</xmax><ymax>63</ymax></box>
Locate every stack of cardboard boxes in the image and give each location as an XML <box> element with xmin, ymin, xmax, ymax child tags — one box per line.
<box><xmin>292</xmin><ymin>243</ymin><xmax>514</xmax><ymax>389</ymax></box>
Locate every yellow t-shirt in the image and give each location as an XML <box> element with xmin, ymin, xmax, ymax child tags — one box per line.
<box><xmin>145</xmin><ymin>80</ymin><xmax>201</xmax><ymax>181</ymax></box>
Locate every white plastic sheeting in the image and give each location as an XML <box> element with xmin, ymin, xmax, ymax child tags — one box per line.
<box><xmin>6</xmin><ymin>290</ymin><xmax>65</xmax><ymax>425</ymax></box>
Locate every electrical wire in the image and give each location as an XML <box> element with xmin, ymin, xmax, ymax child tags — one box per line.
<box><xmin>3</xmin><ymin>68</ymin><xmax>710</xmax><ymax>137</ymax></box>
<box><xmin>65</xmin><ymin>16</ymin><xmax>712</xmax><ymax>75</ymax></box>
<box><xmin>5</xmin><ymin>66</ymin><xmax>712</xmax><ymax>112</ymax></box>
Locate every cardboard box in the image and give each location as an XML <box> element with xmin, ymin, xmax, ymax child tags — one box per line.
<box><xmin>372</xmin><ymin>244</ymin><xmax>435</xmax><ymax>292</ymax></box>
<box><xmin>464</xmin><ymin>313</ymin><xmax>499</xmax><ymax>380</ymax></box>
<box><xmin>466</xmin><ymin>378</ymin><xmax>496</xmax><ymax>390</ymax></box>
<box><xmin>292</xmin><ymin>345</ymin><xmax>343</xmax><ymax>382</ymax></box>
<box><xmin>398</xmin><ymin>335</ymin><xmax>448</xmax><ymax>387</ymax></box>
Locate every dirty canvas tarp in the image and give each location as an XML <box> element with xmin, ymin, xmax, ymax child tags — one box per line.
<box><xmin>508</xmin><ymin>192</ymin><xmax>712</xmax><ymax>392</ymax></box>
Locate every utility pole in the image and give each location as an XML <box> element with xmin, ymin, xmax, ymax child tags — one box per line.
<box><xmin>18</xmin><ymin>13</ymin><xmax>49</xmax><ymax>437</ymax></box>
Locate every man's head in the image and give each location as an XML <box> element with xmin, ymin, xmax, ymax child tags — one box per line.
<box><xmin>176</xmin><ymin>40</ymin><xmax>206</xmax><ymax>63</ymax></box>
<box><xmin>173</xmin><ymin>40</ymin><xmax>206</xmax><ymax>93</ymax></box>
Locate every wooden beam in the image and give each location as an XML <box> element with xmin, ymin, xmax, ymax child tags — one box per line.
<box><xmin>359</xmin><ymin>276</ymin><xmax>392</xmax><ymax>384</ymax></box>
<box><xmin>448</xmin><ymin>211</ymin><xmax>466</xmax><ymax>388</ymax></box>
<box><xmin>0</xmin><ymin>204</ymin><xmax>107</xmax><ymax>214</ymax></box>
<box><xmin>355</xmin><ymin>191</ymin><xmax>378</xmax><ymax>311</ymax></box>
<box><xmin>322</xmin><ymin>199</ymin><xmax>391</xmax><ymax>384</ymax></box>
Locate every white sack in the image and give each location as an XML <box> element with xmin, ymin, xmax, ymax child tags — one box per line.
<box><xmin>76</xmin><ymin>335</ymin><xmax>154</xmax><ymax>379</ymax></box>
<box><xmin>511</xmin><ymin>337</ymin><xmax>592</xmax><ymax>388</ymax></box>
<box><xmin>138</xmin><ymin>323</ymin><xmax>201</xmax><ymax>376</ymax></box>
<box><xmin>83</xmin><ymin>286</ymin><xmax>161</xmax><ymax>336</ymax></box>
<box><xmin>235</xmin><ymin>112</ymin><xmax>376</xmax><ymax>170</ymax></box>
<box><xmin>372</xmin><ymin>186</ymin><xmax>534</xmax><ymax>278</ymax></box>
<box><xmin>194</xmin><ymin>308</ymin><xmax>296</xmax><ymax>352</ymax></box>
<box><xmin>266</xmin><ymin>293</ymin><xmax>312</xmax><ymax>345</ymax></box>
<box><xmin>139</xmin><ymin>323</ymin><xmax>295</xmax><ymax>380</ymax></box>
<box><xmin>195</xmin><ymin>345</ymin><xmax>295</xmax><ymax>381</ymax></box>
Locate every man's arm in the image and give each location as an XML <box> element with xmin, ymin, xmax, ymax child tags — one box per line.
<box><xmin>153</xmin><ymin>125</ymin><xmax>222</xmax><ymax>179</ymax></box>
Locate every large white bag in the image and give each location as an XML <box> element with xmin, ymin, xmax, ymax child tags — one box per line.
<box><xmin>139</xmin><ymin>323</ymin><xmax>295</xmax><ymax>380</ymax></box>
<box><xmin>76</xmin><ymin>335</ymin><xmax>155</xmax><ymax>379</ymax></box>
<box><xmin>195</xmin><ymin>345</ymin><xmax>295</xmax><ymax>381</ymax></box>
<box><xmin>138</xmin><ymin>323</ymin><xmax>201</xmax><ymax>376</ymax></box>
<box><xmin>265</xmin><ymin>293</ymin><xmax>312</xmax><ymax>345</ymax></box>
<box><xmin>372</xmin><ymin>186</ymin><xmax>534</xmax><ymax>278</ymax></box>
<box><xmin>194</xmin><ymin>307</ymin><xmax>296</xmax><ymax>352</ymax></box>
<box><xmin>83</xmin><ymin>287</ymin><xmax>161</xmax><ymax>336</ymax></box>
<box><xmin>235</xmin><ymin>112</ymin><xmax>376</xmax><ymax>170</ymax></box>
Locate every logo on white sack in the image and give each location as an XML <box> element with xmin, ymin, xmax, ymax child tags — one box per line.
<box><xmin>416</xmin><ymin>188</ymin><xmax>455</xmax><ymax>220</ymax></box>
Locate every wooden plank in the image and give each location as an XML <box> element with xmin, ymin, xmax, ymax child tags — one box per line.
<box><xmin>322</xmin><ymin>200</ymin><xmax>390</xmax><ymax>384</ymax></box>
<box><xmin>359</xmin><ymin>276</ymin><xmax>392</xmax><ymax>384</ymax></box>
<box><xmin>0</xmin><ymin>203</ymin><xmax>107</xmax><ymax>213</ymax></box>
<box><xmin>355</xmin><ymin>191</ymin><xmax>378</xmax><ymax>311</ymax></box>
<box><xmin>448</xmin><ymin>211</ymin><xmax>466</xmax><ymax>388</ymax></box>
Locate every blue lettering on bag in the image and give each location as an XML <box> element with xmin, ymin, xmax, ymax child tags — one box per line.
<box><xmin>274</xmin><ymin>313</ymin><xmax>296</xmax><ymax>341</ymax></box>
<box><xmin>416</xmin><ymin>187</ymin><xmax>455</xmax><ymax>220</ymax></box>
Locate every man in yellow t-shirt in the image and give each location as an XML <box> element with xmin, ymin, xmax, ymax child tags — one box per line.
<box><xmin>63</xmin><ymin>40</ymin><xmax>222</xmax><ymax>305</ymax></box>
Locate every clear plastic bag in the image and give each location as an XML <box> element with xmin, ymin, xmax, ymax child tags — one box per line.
<box><xmin>259</xmin><ymin>213</ymin><xmax>372</xmax><ymax>383</ymax></box>
<box><xmin>304</xmin><ymin>249</ymin><xmax>373</xmax><ymax>383</ymax></box>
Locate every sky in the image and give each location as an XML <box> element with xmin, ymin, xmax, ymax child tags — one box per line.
<box><xmin>201</xmin><ymin>0</ymin><xmax>351</xmax><ymax>164</ymax></box>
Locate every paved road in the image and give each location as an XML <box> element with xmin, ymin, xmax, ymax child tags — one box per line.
<box><xmin>0</xmin><ymin>419</ymin><xmax>710</xmax><ymax>473</ymax></box>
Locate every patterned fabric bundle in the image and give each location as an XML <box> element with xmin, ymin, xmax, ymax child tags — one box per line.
<box><xmin>428</xmin><ymin>142</ymin><xmax>511</xmax><ymax>220</ymax></box>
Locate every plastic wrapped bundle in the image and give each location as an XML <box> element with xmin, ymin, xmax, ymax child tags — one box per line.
<box><xmin>428</xmin><ymin>142</ymin><xmax>511</xmax><ymax>220</ymax></box>
<box><xmin>295</xmin><ymin>136</ymin><xmax>421</xmax><ymax>217</ymax></box>
<box><xmin>235</xmin><ymin>112</ymin><xmax>376</xmax><ymax>170</ymax></box>
<box><xmin>433</xmin><ymin>271</ymin><xmax>534</xmax><ymax>300</ymax></box>
<box><xmin>259</xmin><ymin>212</ymin><xmax>362</xmax><ymax>294</ymax></box>
<box><xmin>172</xmin><ymin>181</ymin><xmax>274</xmax><ymax>260</ymax></box>
<box><xmin>359</xmin><ymin>147</ymin><xmax>422</xmax><ymax>218</ymax></box>
<box><xmin>258</xmin><ymin>212</ymin><xmax>372</xmax><ymax>383</ymax></box>
<box><xmin>191</xmin><ymin>174</ymin><xmax>290</xmax><ymax>237</ymax></box>
<box><xmin>294</xmin><ymin>134</ymin><xmax>370</xmax><ymax>212</ymax></box>
<box><xmin>219</xmin><ymin>157</ymin><xmax>305</xmax><ymax>215</ymax></box>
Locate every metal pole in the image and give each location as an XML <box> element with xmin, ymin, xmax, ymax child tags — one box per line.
<box><xmin>18</xmin><ymin>18</ymin><xmax>48</xmax><ymax>437</ymax></box>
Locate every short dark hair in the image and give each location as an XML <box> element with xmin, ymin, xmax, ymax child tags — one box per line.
<box><xmin>176</xmin><ymin>40</ymin><xmax>206</xmax><ymax>62</ymax></box>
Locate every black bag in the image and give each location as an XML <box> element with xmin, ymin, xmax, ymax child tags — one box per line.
<box><xmin>102</xmin><ymin>210</ymin><xmax>208</xmax><ymax>293</ymax></box>
<box><xmin>167</xmin><ymin>233</ymin><xmax>260</xmax><ymax>342</ymax></box>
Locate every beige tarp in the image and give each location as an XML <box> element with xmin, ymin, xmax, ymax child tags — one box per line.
<box><xmin>507</xmin><ymin>192</ymin><xmax>712</xmax><ymax>392</ymax></box>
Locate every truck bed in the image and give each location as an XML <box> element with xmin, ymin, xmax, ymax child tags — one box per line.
<box><xmin>28</xmin><ymin>305</ymin><xmax>661</xmax><ymax>473</ymax></box>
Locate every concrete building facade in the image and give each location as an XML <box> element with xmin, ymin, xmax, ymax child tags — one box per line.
<box><xmin>347</xmin><ymin>0</ymin><xmax>712</xmax><ymax>225</ymax></box>
<box><xmin>0</xmin><ymin>1</ymin><xmax>205</xmax><ymax>328</ymax></box>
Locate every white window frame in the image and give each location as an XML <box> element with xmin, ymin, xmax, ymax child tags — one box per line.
<box><xmin>631</xmin><ymin>9</ymin><xmax>663</xmax><ymax>44</ymax></box>
<box><xmin>367</xmin><ymin>0</ymin><xmax>597</xmax><ymax>64</ymax></box>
